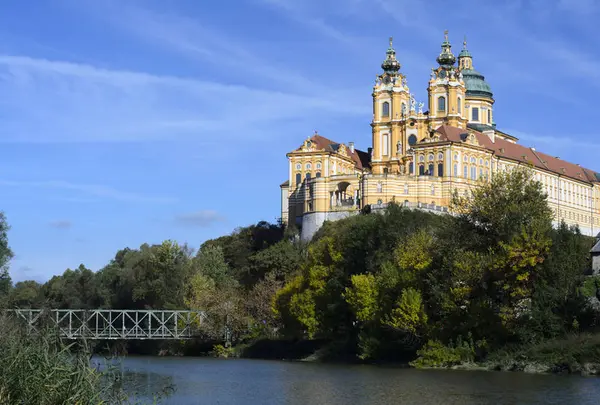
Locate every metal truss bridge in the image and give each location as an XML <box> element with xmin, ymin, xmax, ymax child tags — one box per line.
<box><xmin>5</xmin><ymin>309</ymin><xmax>205</xmax><ymax>340</ymax></box>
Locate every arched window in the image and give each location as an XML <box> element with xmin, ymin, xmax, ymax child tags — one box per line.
<box><xmin>409</xmin><ymin>162</ymin><xmax>414</xmax><ymax>174</ymax></box>
<box><xmin>453</xmin><ymin>163</ymin><xmax>458</xmax><ymax>176</ymax></box>
<box><xmin>472</xmin><ymin>107</ymin><xmax>479</xmax><ymax>121</ymax></box>
<box><xmin>438</xmin><ymin>153</ymin><xmax>444</xmax><ymax>160</ymax></box>
<box><xmin>419</xmin><ymin>165</ymin><xmax>425</xmax><ymax>175</ymax></box>
<box><xmin>479</xmin><ymin>158</ymin><xmax>483</xmax><ymax>165</ymax></box>
<box><xmin>457</xmin><ymin>97</ymin><xmax>462</xmax><ymax>114</ymax></box>
<box><xmin>454</xmin><ymin>153</ymin><xmax>459</xmax><ymax>161</ymax></box>
<box><xmin>316</xmin><ymin>172</ymin><xmax>321</xmax><ymax>178</ymax></box>
<box><xmin>408</xmin><ymin>135</ymin><xmax>418</xmax><ymax>146</ymax></box>
<box><xmin>428</xmin><ymin>164</ymin><xmax>434</xmax><ymax>176</ymax></box>
<box><xmin>382</xmin><ymin>101</ymin><xmax>390</xmax><ymax>117</ymax></box>
<box><xmin>306</xmin><ymin>163</ymin><xmax>312</xmax><ymax>170</ymax></box>
<box><xmin>471</xmin><ymin>166</ymin><xmax>476</xmax><ymax>180</ymax></box>
<box><xmin>295</xmin><ymin>163</ymin><xmax>301</xmax><ymax>170</ymax></box>
<box><xmin>438</xmin><ymin>163</ymin><xmax>444</xmax><ymax>177</ymax></box>
<box><xmin>437</xmin><ymin>96</ymin><xmax>446</xmax><ymax>112</ymax></box>
<box><xmin>316</xmin><ymin>163</ymin><xmax>322</xmax><ymax>170</ymax></box>
<box><xmin>428</xmin><ymin>154</ymin><xmax>434</xmax><ymax>161</ymax></box>
<box><xmin>419</xmin><ymin>155</ymin><xmax>425</xmax><ymax>162</ymax></box>
<box><xmin>295</xmin><ymin>173</ymin><xmax>301</xmax><ymax>184</ymax></box>
<box><xmin>463</xmin><ymin>165</ymin><xmax>468</xmax><ymax>178</ymax></box>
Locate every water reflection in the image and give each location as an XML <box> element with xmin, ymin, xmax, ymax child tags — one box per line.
<box><xmin>94</xmin><ymin>356</ymin><xmax>600</xmax><ymax>405</ymax></box>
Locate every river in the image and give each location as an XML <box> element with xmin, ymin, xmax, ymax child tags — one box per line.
<box><xmin>97</xmin><ymin>356</ymin><xmax>600</xmax><ymax>404</ymax></box>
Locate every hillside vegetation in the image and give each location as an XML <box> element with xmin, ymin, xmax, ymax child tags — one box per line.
<box><xmin>1</xmin><ymin>168</ymin><xmax>599</xmax><ymax>372</ymax></box>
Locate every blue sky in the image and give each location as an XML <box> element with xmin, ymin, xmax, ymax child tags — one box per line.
<box><xmin>1</xmin><ymin>0</ymin><xmax>600</xmax><ymax>282</ymax></box>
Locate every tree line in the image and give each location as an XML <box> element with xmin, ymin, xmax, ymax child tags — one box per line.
<box><xmin>1</xmin><ymin>168</ymin><xmax>598</xmax><ymax>363</ymax></box>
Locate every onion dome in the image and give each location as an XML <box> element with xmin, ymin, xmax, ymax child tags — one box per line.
<box><xmin>381</xmin><ymin>37</ymin><xmax>401</xmax><ymax>73</ymax></box>
<box><xmin>436</xmin><ymin>30</ymin><xmax>456</xmax><ymax>68</ymax></box>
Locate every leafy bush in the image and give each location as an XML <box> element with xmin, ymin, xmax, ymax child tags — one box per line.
<box><xmin>212</xmin><ymin>344</ymin><xmax>235</xmax><ymax>358</ymax></box>
<box><xmin>410</xmin><ymin>338</ymin><xmax>476</xmax><ymax>368</ymax></box>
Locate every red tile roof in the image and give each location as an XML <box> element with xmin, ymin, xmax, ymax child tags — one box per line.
<box><xmin>292</xmin><ymin>134</ymin><xmax>371</xmax><ymax>170</ymax></box>
<box><xmin>435</xmin><ymin>125</ymin><xmax>598</xmax><ymax>184</ymax></box>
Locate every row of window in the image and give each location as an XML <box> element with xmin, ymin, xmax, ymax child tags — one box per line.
<box><xmin>295</xmin><ymin>172</ymin><xmax>321</xmax><ymax>184</ymax></box>
<box><xmin>375</xmin><ymin>183</ymin><xmax>437</xmax><ymax>197</ymax></box>
<box><xmin>555</xmin><ymin>208</ymin><xmax>599</xmax><ymax>225</ymax></box>
<box><xmin>295</xmin><ymin>162</ymin><xmax>322</xmax><ymax>171</ymax></box>
<box><xmin>434</xmin><ymin>96</ymin><xmax>491</xmax><ymax>122</ymax></box>
<box><xmin>380</xmin><ymin>97</ymin><xmax>492</xmax><ymax>122</ymax></box>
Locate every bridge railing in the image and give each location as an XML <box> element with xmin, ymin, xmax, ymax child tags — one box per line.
<box><xmin>4</xmin><ymin>309</ymin><xmax>206</xmax><ymax>340</ymax></box>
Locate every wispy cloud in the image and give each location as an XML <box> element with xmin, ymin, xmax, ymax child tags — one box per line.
<box><xmin>0</xmin><ymin>54</ymin><xmax>363</xmax><ymax>143</ymax></box>
<box><xmin>0</xmin><ymin>179</ymin><xmax>175</xmax><ymax>203</ymax></box>
<box><xmin>174</xmin><ymin>210</ymin><xmax>226</xmax><ymax>227</ymax></box>
<box><xmin>48</xmin><ymin>220</ymin><xmax>72</xmax><ymax>229</ymax></box>
<box><xmin>76</xmin><ymin>0</ymin><xmax>326</xmax><ymax>95</ymax></box>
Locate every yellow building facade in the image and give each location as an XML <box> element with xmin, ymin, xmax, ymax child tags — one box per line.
<box><xmin>281</xmin><ymin>33</ymin><xmax>600</xmax><ymax>241</ymax></box>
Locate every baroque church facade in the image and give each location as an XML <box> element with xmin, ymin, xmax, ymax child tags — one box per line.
<box><xmin>280</xmin><ymin>32</ymin><xmax>600</xmax><ymax>241</ymax></box>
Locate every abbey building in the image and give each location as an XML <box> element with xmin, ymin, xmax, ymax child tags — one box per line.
<box><xmin>280</xmin><ymin>33</ymin><xmax>600</xmax><ymax>241</ymax></box>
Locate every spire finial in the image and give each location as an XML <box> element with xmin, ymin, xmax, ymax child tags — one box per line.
<box><xmin>463</xmin><ymin>35</ymin><xmax>467</xmax><ymax>49</ymax></box>
<box><xmin>444</xmin><ymin>30</ymin><xmax>449</xmax><ymax>41</ymax></box>
<box><xmin>389</xmin><ymin>36</ymin><xmax>393</xmax><ymax>47</ymax></box>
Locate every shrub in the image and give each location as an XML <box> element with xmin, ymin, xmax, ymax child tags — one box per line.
<box><xmin>410</xmin><ymin>338</ymin><xmax>475</xmax><ymax>368</ymax></box>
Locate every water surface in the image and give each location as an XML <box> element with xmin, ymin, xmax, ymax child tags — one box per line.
<box><xmin>99</xmin><ymin>356</ymin><xmax>600</xmax><ymax>404</ymax></box>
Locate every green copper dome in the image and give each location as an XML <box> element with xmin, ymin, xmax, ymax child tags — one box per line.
<box><xmin>458</xmin><ymin>48</ymin><xmax>471</xmax><ymax>58</ymax></box>
<box><xmin>462</xmin><ymin>68</ymin><xmax>493</xmax><ymax>99</ymax></box>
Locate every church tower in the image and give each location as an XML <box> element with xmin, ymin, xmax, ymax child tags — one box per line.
<box><xmin>428</xmin><ymin>31</ymin><xmax>467</xmax><ymax>129</ymax></box>
<box><xmin>458</xmin><ymin>38</ymin><xmax>495</xmax><ymax>127</ymax></box>
<box><xmin>371</xmin><ymin>38</ymin><xmax>415</xmax><ymax>175</ymax></box>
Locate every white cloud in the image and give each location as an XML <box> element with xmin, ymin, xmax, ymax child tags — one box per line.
<box><xmin>174</xmin><ymin>210</ymin><xmax>225</xmax><ymax>227</ymax></box>
<box><xmin>0</xmin><ymin>54</ymin><xmax>363</xmax><ymax>143</ymax></box>
<box><xmin>73</xmin><ymin>0</ymin><xmax>329</xmax><ymax>95</ymax></box>
<box><xmin>0</xmin><ymin>179</ymin><xmax>175</xmax><ymax>203</ymax></box>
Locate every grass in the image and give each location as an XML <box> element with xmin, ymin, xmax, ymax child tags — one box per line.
<box><xmin>0</xmin><ymin>315</ymin><xmax>173</xmax><ymax>404</ymax></box>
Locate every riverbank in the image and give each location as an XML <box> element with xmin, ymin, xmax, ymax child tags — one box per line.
<box><xmin>234</xmin><ymin>332</ymin><xmax>600</xmax><ymax>377</ymax></box>
<box><xmin>92</xmin><ymin>331</ymin><xmax>600</xmax><ymax>377</ymax></box>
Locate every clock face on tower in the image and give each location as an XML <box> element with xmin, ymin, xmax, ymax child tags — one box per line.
<box><xmin>383</xmin><ymin>75</ymin><xmax>391</xmax><ymax>85</ymax></box>
<box><xmin>439</xmin><ymin>70</ymin><xmax>447</xmax><ymax>79</ymax></box>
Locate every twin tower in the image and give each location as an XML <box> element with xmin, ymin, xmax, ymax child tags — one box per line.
<box><xmin>371</xmin><ymin>31</ymin><xmax>495</xmax><ymax>176</ymax></box>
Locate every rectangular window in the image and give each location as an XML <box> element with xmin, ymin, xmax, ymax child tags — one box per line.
<box><xmin>382</xmin><ymin>134</ymin><xmax>389</xmax><ymax>156</ymax></box>
<box><xmin>472</xmin><ymin>107</ymin><xmax>479</xmax><ymax>121</ymax></box>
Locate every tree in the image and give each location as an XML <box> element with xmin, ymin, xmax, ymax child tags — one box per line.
<box><xmin>0</xmin><ymin>212</ymin><xmax>13</xmax><ymax>303</ymax></box>
<box><xmin>129</xmin><ymin>241</ymin><xmax>193</xmax><ymax>309</ymax></box>
<box><xmin>8</xmin><ymin>281</ymin><xmax>43</xmax><ymax>308</ymax></box>
<box><xmin>436</xmin><ymin>168</ymin><xmax>554</xmax><ymax>345</ymax></box>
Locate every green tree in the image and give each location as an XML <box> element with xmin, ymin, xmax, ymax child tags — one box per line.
<box><xmin>344</xmin><ymin>274</ymin><xmax>379</xmax><ymax>323</ymax></box>
<box><xmin>8</xmin><ymin>281</ymin><xmax>43</xmax><ymax>308</ymax></box>
<box><xmin>0</xmin><ymin>212</ymin><xmax>13</xmax><ymax>304</ymax></box>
